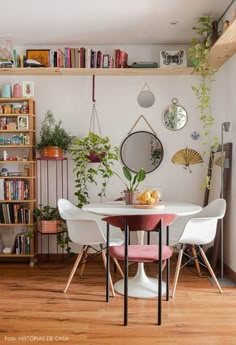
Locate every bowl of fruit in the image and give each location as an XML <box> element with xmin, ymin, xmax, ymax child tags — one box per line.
<box><xmin>135</xmin><ymin>188</ymin><xmax>163</xmax><ymax>208</ymax></box>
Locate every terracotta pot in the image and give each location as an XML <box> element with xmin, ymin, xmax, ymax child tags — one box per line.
<box><xmin>40</xmin><ymin>220</ymin><xmax>60</xmax><ymax>233</ymax></box>
<box><xmin>88</xmin><ymin>151</ymin><xmax>105</xmax><ymax>163</ymax></box>
<box><xmin>40</xmin><ymin>146</ymin><xmax>63</xmax><ymax>158</ymax></box>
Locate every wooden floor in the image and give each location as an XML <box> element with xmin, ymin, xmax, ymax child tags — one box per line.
<box><xmin>1</xmin><ymin>257</ymin><xmax>236</xmax><ymax>345</ymax></box>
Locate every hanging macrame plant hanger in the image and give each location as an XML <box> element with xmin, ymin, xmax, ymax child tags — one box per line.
<box><xmin>88</xmin><ymin>75</ymin><xmax>104</xmax><ymax>162</ymax></box>
<box><xmin>89</xmin><ymin>75</ymin><xmax>102</xmax><ymax>137</ymax></box>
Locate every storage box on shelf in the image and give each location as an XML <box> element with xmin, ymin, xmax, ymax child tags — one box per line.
<box><xmin>0</xmin><ymin>97</ymin><xmax>36</xmax><ymax>265</ymax></box>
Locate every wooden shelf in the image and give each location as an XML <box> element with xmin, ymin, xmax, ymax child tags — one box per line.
<box><xmin>0</xmin><ymin>66</ymin><xmax>196</xmax><ymax>76</ymax></box>
<box><xmin>0</xmin><ymin>223</ymin><xmax>34</xmax><ymax>227</ymax></box>
<box><xmin>0</xmin><ymin>160</ymin><xmax>35</xmax><ymax>164</ymax></box>
<box><xmin>0</xmin><ymin>130</ymin><xmax>35</xmax><ymax>133</ymax></box>
<box><xmin>0</xmin><ymin>176</ymin><xmax>36</xmax><ymax>179</ymax></box>
<box><xmin>0</xmin><ymin>254</ymin><xmax>33</xmax><ymax>257</ymax></box>
<box><xmin>209</xmin><ymin>18</ymin><xmax>236</xmax><ymax>68</ymax></box>
<box><xmin>0</xmin><ymin>98</ymin><xmax>33</xmax><ymax>102</ymax></box>
<box><xmin>0</xmin><ymin>20</ymin><xmax>235</xmax><ymax>78</ymax></box>
<box><xmin>0</xmin><ymin>199</ymin><xmax>36</xmax><ymax>203</ymax></box>
<box><xmin>0</xmin><ymin>145</ymin><xmax>33</xmax><ymax>148</ymax></box>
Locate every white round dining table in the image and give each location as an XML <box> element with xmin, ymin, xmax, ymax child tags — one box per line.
<box><xmin>83</xmin><ymin>200</ymin><xmax>202</xmax><ymax>298</ymax></box>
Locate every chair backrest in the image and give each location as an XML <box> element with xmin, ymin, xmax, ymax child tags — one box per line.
<box><xmin>178</xmin><ymin>198</ymin><xmax>226</xmax><ymax>245</ymax></box>
<box><xmin>58</xmin><ymin>199</ymin><xmax>106</xmax><ymax>245</ymax></box>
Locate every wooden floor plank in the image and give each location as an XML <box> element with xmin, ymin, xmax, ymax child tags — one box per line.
<box><xmin>0</xmin><ymin>260</ymin><xmax>236</xmax><ymax>345</ymax></box>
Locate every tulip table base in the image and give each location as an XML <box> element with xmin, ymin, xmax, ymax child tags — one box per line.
<box><xmin>114</xmin><ymin>262</ymin><xmax>166</xmax><ymax>298</ymax></box>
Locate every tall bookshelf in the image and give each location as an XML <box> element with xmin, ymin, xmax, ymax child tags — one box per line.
<box><xmin>0</xmin><ymin>97</ymin><xmax>36</xmax><ymax>265</ymax></box>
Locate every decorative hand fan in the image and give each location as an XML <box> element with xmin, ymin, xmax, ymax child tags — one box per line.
<box><xmin>171</xmin><ymin>147</ymin><xmax>203</xmax><ymax>172</ymax></box>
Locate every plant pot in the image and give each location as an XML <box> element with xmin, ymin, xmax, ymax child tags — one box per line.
<box><xmin>88</xmin><ymin>151</ymin><xmax>105</xmax><ymax>163</ymax></box>
<box><xmin>123</xmin><ymin>191</ymin><xmax>139</xmax><ymax>205</ymax></box>
<box><xmin>40</xmin><ymin>146</ymin><xmax>63</xmax><ymax>158</ymax></box>
<box><xmin>39</xmin><ymin>220</ymin><xmax>61</xmax><ymax>233</ymax></box>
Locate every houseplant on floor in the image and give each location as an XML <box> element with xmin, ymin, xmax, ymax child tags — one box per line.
<box><xmin>189</xmin><ymin>15</ymin><xmax>219</xmax><ymax>189</ymax></box>
<box><xmin>37</xmin><ymin>110</ymin><xmax>75</xmax><ymax>158</ymax></box>
<box><xmin>70</xmin><ymin>131</ymin><xmax>119</xmax><ymax>208</ymax></box>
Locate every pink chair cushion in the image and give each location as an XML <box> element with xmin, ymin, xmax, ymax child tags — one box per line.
<box><xmin>109</xmin><ymin>244</ymin><xmax>172</xmax><ymax>262</ymax></box>
<box><xmin>103</xmin><ymin>214</ymin><xmax>177</xmax><ymax>231</ymax></box>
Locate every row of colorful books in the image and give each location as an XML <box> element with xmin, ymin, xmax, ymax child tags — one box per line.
<box><xmin>22</xmin><ymin>48</ymin><xmax>128</xmax><ymax>69</ymax></box>
<box><xmin>0</xmin><ymin>203</ymin><xmax>31</xmax><ymax>224</ymax></box>
<box><xmin>14</xmin><ymin>232</ymin><xmax>31</xmax><ymax>254</ymax></box>
<box><xmin>3</xmin><ymin>179</ymin><xmax>30</xmax><ymax>200</ymax></box>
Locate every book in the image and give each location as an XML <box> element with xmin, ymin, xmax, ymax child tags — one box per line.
<box><xmin>131</xmin><ymin>62</ymin><xmax>158</xmax><ymax>68</ymax></box>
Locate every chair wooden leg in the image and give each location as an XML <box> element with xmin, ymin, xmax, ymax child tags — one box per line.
<box><xmin>199</xmin><ymin>246</ymin><xmax>223</xmax><ymax>294</ymax></box>
<box><xmin>113</xmin><ymin>258</ymin><xmax>124</xmax><ymax>278</ymax></box>
<box><xmin>64</xmin><ymin>250</ymin><xmax>84</xmax><ymax>293</ymax></box>
<box><xmin>191</xmin><ymin>245</ymin><xmax>201</xmax><ymax>277</ymax></box>
<box><xmin>102</xmin><ymin>250</ymin><xmax>115</xmax><ymax>297</ymax></box>
<box><xmin>79</xmin><ymin>245</ymin><xmax>89</xmax><ymax>276</ymax></box>
<box><xmin>171</xmin><ymin>248</ymin><xmax>183</xmax><ymax>298</ymax></box>
<box><xmin>166</xmin><ymin>259</ymin><xmax>170</xmax><ymax>301</ymax></box>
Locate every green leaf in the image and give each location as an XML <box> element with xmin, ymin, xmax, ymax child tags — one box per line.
<box><xmin>122</xmin><ymin>166</ymin><xmax>132</xmax><ymax>181</ymax></box>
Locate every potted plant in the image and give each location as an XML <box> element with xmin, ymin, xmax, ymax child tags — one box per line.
<box><xmin>33</xmin><ymin>204</ymin><xmax>62</xmax><ymax>233</ymax></box>
<box><xmin>189</xmin><ymin>16</ymin><xmax>219</xmax><ymax>189</ymax></box>
<box><xmin>70</xmin><ymin>131</ymin><xmax>119</xmax><ymax>208</ymax></box>
<box><xmin>121</xmin><ymin>166</ymin><xmax>146</xmax><ymax>204</ymax></box>
<box><xmin>36</xmin><ymin>110</ymin><xmax>75</xmax><ymax>158</ymax></box>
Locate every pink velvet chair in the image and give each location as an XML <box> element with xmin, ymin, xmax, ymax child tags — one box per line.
<box><xmin>102</xmin><ymin>214</ymin><xmax>176</xmax><ymax>326</ymax></box>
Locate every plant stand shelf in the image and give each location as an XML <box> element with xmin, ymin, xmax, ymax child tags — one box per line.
<box><xmin>36</xmin><ymin>157</ymin><xmax>69</xmax><ymax>268</ymax></box>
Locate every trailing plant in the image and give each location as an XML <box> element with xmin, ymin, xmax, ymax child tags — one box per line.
<box><xmin>70</xmin><ymin>131</ymin><xmax>119</xmax><ymax>208</ymax></box>
<box><xmin>122</xmin><ymin>166</ymin><xmax>146</xmax><ymax>191</ymax></box>
<box><xmin>33</xmin><ymin>204</ymin><xmax>60</xmax><ymax>220</ymax></box>
<box><xmin>189</xmin><ymin>16</ymin><xmax>219</xmax><ymax>189</ymax></box>
<box><xmin>57</xmin><ymin>221</ymin><xmax>73</xmax><ymax>255</ymax></box>
<box><xmin>36</xmin><ymin>110</ymin><xmax>75</xmax><ymax>152</ymax></box>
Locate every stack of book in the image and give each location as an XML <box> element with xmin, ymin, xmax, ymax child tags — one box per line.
<box><xmin>130</xmin><ymin>62</ymin><xmax>158</xmax><ymax>68</ymax></box>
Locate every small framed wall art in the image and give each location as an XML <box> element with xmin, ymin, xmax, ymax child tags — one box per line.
<box><xmin>160</xmin><ymin>50</ymin><xmax>187</xmax><ymax>67</ymax></box>
<box><xmin>26</xmin><ymin>49</ymin><xmax>50</xmax><ymax>67</ymax></box>
<box><xmin>17</xmin><ymin>115</ymin><xmax>29</xmax><ymax>130</ymax></box>
<box><xmin>22</xmin><ymin>81</ymin><xmax>34</xmax><ymax>97</ymax></box>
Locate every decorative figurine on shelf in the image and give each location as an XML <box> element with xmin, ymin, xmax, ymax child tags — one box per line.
<box><xmin>23</xmin><ymin>153</ymin><xmax>28</xmax><ymax>161</ymax></box>
<box><xmin>3</xmin><ymin>150</ymin><xmax>8</xmax><ymax>161</ymax></box>
<box><xmin>3</xmin><ymin>104</ymin><xmax>12</xmax><ymax>114</ymax></box>
<box><xmin>3</xmin><ymin>247</ymin><xmax>11</xmax><ymax>254</ymax></box>
<box><xmin>0</xmin><ymin>168</ymin><xmax>8</xmax><ymax>176</ymax></box>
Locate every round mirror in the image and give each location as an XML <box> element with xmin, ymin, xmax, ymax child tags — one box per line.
<box><xmin>137</xmin><ymin>90</ymin><xmax>155</xmax><ymax>108</ymax></box>
<box><xmin>162</xmin><ymin>98</ymin><xmax>188</xmax><ymax>130</ymax></box>
<box><xmin>120</xmin><ymin>131</ymin><xmax>164</xmax><ymax>173</ymax></box>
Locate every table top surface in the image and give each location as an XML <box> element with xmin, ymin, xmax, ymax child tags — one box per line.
<box><xmin>83</xmin><ymin>200</ymin><xmax>202</xmax><ymax>217</ymax></box>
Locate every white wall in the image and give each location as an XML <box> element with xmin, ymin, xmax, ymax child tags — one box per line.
<box><xmin>0</xmin><ymin>72</ymin><xmax>207</xmax><ymax>204</ymax></box>
<box><xmin>212</xmin><ymin>53</ymin><xmax>236</xmax><ymax>272</ymax></box>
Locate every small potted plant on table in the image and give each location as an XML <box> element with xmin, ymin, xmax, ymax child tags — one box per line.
<box><xmin>122</xmin><ymin>166</ymin><xmax>146</xmax><ymax>204</ymax></box>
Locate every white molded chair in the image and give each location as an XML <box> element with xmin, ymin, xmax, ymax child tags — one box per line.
<box><xmin>171</xmin><ymin>198</ymin><xmax>226</xmax><ymax>297</ymax></box>
<box><xmin>58</xmin><ymin>199</ymin><xmax>124</xmax><ymax>296</ymax></box>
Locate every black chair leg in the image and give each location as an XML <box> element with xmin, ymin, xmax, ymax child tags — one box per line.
<box><xmin>124</xmin><ymin>219</ymin><xmax>129</xmax><ymax>326</ymax></box>
<box><xmin>166</xmin><ymin>225</ymin><xmax>170</xmax><ymax>301</ymax></box>
<box><xmin>158</xmin><ymin>219</ymin><xmax>163</xmax><ymax>325</ymax></box>
<box><xmin>106</xmin><ymin>223</ymin><xmax>110</xmax><ymax>302</ymax></box>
